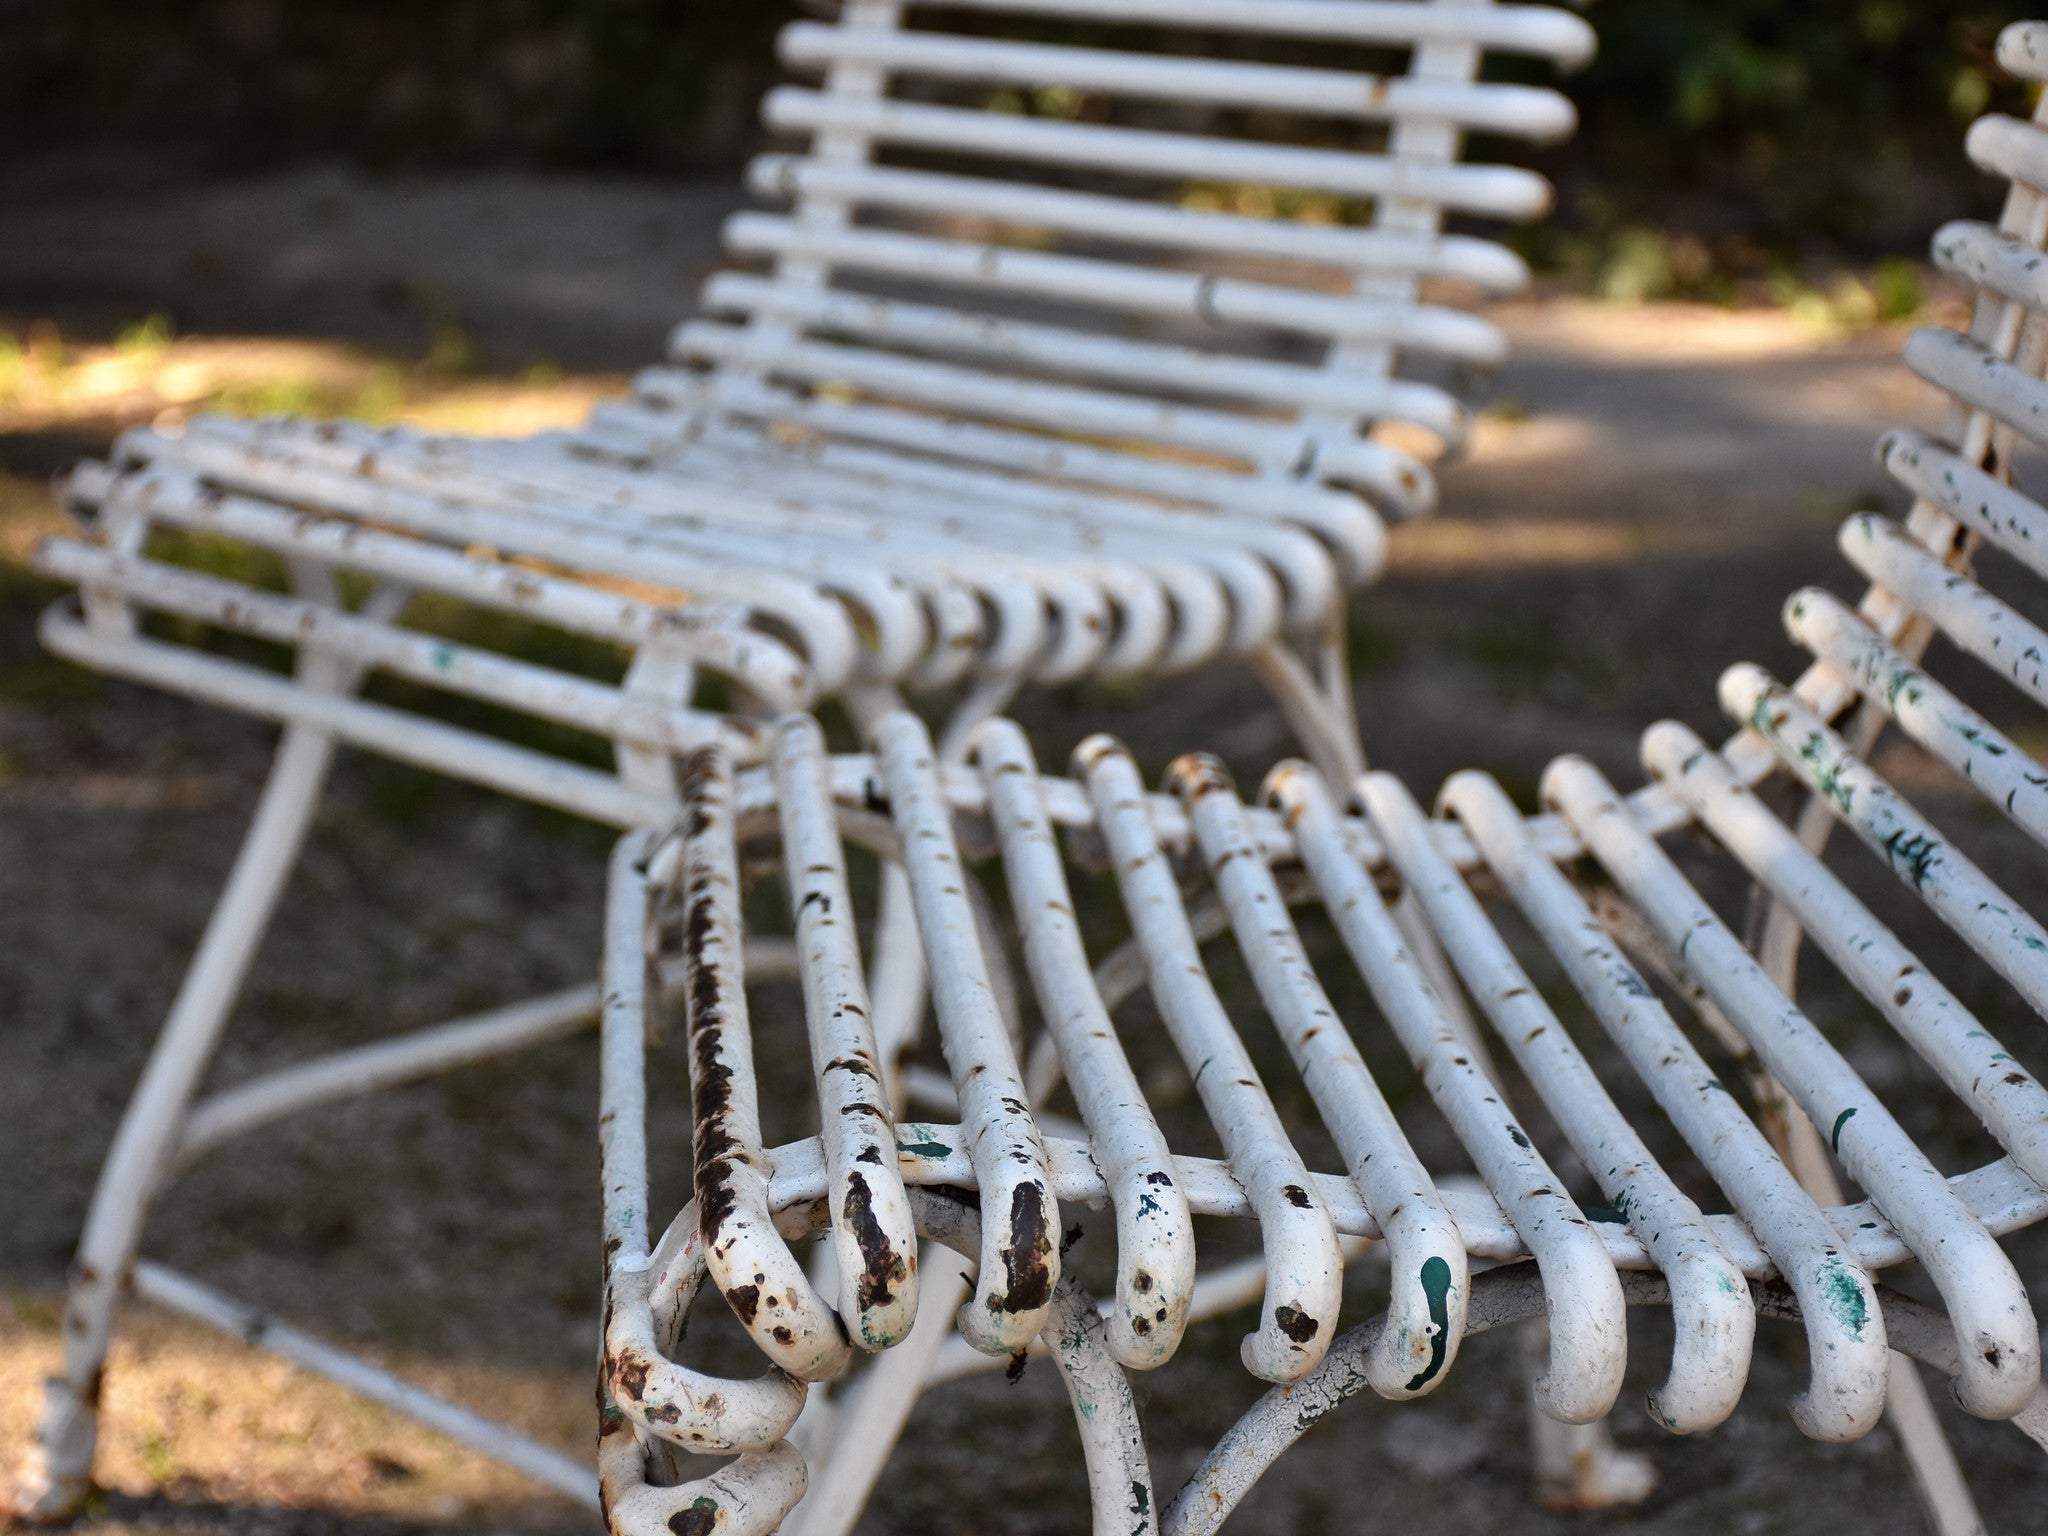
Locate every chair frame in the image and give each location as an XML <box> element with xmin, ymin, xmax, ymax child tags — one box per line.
<box><xmin>592</xmin><ymin>691</ymin><xmax>2048</xmax><ymax>1533</ymax></box>
<box><xmin>8</xmin><ymin>0</ymin><xmax>1594</xmax><ymax>1523</ymax></box>
<box><xmin>589</xmin><ymin>29</ymin><xmax>2048</xmax><ymax>1534</ymax></box>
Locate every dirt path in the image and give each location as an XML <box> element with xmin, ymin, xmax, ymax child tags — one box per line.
<box><xmin>3</xmin><ymin>164</ymin><xmax>2044</xmax><ymax>1536</ymax></box>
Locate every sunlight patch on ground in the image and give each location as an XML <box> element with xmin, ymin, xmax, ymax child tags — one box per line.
<box><xmin>0</xmin><ymin>472</ymin><xmax>65</xmax><ymax>565</ymax></box>
<box><xmin>1387</xmin><ymin>516</ymin><xmax>1680</xmax><ymax>572</ymax></box>
<box><xmin>0</xmin><ymin>1291</ymin><xmax>586</xmax><ymax>1528</ymax></box>
<box><xmin>0</xmin><ymin>326</ymin><xmax>630</xmax><ymax>581</ymax></box>
<box><xmin>0</xmin><ymin>326</ymin><xmax>626</xmax><ymax>440</ymax></box>
<box><xmin>1492</xmin><ymin>295</ymin><xmax>1960</xmax><ymax>364</ymax></box>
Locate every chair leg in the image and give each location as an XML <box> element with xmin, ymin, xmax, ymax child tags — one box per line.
<box><xmin>784</xmin><ymin>1248</ymin><xmax>976</xmax><ymax>1536</ymax></box>
<box><xmin>1520</xmin><ymin>1320</ymin><xmax>1658</xmax><ymax>1512</ymax></box>
<box><xmin>6</xmin><ymin>725</ymin><xmax>337</xmax><ymax>1521</ymax></box>
<box><xmin>1249</xmin><ymin>637</ymin><xmax>1367</xmax><ymax>786</ymax></box>
<box><xmin>1752</xmin><ymin>801</ymin><xmax>1987</xmax><ymax>1536</ymax></box>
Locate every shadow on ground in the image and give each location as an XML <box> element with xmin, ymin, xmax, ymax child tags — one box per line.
<box><xmin>3</xmin><ymin>160</ymin><xmax>2046</xmax><ymax>1536</ymax></box>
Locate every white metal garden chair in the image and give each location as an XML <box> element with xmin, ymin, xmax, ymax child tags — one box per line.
<box><xmin>592</xmin><ymin>29</ymin><xmax>2048</xmax><ymax>1536</ymax></box>
<box><xmin>7</xmin><ymin>0</ymin><xmax>1593</xmax><ymax>1523</ymax></box>
<box><xmin>48</xmin><ymin>0</ymin><xmax>1592</xmax><ymax>781</ymax></box>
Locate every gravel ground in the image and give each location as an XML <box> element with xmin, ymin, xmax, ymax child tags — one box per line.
<box><xmin>4</xmin><ymin>160</ymin><xmax>2048</xmax><ymax>1536</ymax></box>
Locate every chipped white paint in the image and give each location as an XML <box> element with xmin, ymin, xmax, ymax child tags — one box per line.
<box><xmin>1721</xmin><ymin>664</ymin><xmax>2048</xmax><ymax>1020</ymax></box>
<box><xmin>1546</xmin><ymin>755</ymin><xmax>2039</xmax><ymax>1423</ymax></box>
<box><xmin>873</xmin><ymin>713</ymin><xmax>1058</xmax><ymax>1353</ymax></box>
<box><xmin>676</xmin><ymin>746</ymin><xmax>853</xmax><ymax>1381</ymax></box>
<box><xmin>1642</xmin><ymin>720</ymin><xmax>2048</xmax><ymax>1194</ymax></box>
<box><xmin>970</xmin><ymin>720</ymin><xmax>1195</xmax><ymax>1370</ymax></box>
<box><xmin>771</xmin><ymin>716</ymin><xmax>921</xmax><ymax>1350</ymax></box>
<box><xmin>1075</xmin><ymin>736</ymin><xmax>1343</xmax><ymax>1384</ymax></box>
<box><xmin>35</xmin><ymin>9</ymin><xmax>2048</xmax><ymax>1535</ymax></box>
<box><xmin>1425</xmin><ymin>770</ymin><xmax>1754</xmax><ymax>1435</ymax></box>
<box><xmin>1783</xmin><ymin>585</ymin><xmax>2048</xmax><ymax>850</ymax></box>
<box><xmin>1187</xmin><ymin>757</ymin><xmax>1475</xmax><ymax>1403</ymax></box>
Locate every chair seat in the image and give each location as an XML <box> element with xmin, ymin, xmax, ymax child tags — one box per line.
<box><xmin>39</xmin><ymin>396</ymin><xmax>1375</xmax><ymax>827</ymax></box>
<box><xmin>595</xmin><ymin>712</ymin><xmax>2048</xmax><ymax>1535</ymax></box>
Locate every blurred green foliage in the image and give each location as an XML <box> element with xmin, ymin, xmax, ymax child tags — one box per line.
<box><xmin>1545</xmin><ymin>1</ymin><xmax>2042</xmax><ymax>272</ymax></box>
<box><xmin>0</xmin><ymin>0</ymin><xmax>798</xmax><ymax>170</ymax></box>
<box><xmin>2</xmin><ymin>0</ymin><xmax>2040</xmax><ymax>269</ymax></box>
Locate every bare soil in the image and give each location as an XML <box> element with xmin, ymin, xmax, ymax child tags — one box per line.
<box><xmin>3</xmin><ymin>161</ymin><xmax>2047</xmax><ymax>1536</ymax></box>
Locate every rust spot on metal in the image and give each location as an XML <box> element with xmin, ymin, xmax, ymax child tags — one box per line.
<box><xmin>668</xmin><ymin>1499</ymin><xmax>721</xmax><ymax>1536</ymax></box>
<box><xmin>726</xmin><ymin>1283</ymin><xmax>761</xmax><ymax>1327</ymax></box>
<box><xmin>615</xmin><ymin>1353</ymin><xmax>651</xmax><ymax>1401</ymax></box>
<box><xmin>1005</xmin><ymin>1351</ymin><xmax>1029</xmax><ymax>1383</ymax></box>
<box><xmin>998</xmin><ymin>1182</ymin><xmax>1054</xmax><ymax>1314</ymax></box>
<box><xmin>1272</xmin><ymin>1304</ymin><xmax>1320</xmax><ymax>1344</ymax></box>
<box><xmin>685</xmin><ymin>880</ymin><xmax>744</xmax><ymax>1243</ymax></box>
<box><xmin>1281</xmin><ymin>1184</ymin><xmax>1311</xmax><ymax>1209</ymax></box>
<box><xmin>843</xmin><ymin>1170</ymin><xmax>907</xmax><ymax>1314</ymax></box>
<box><xmin>1165</xmin><ymin>752</ymin><xmax>1236</xmax><ymax>801</ymax></box>
<box><xmin>681</xmin><ymin>746</ymin><xmax>724</xmax><ymax>837</ymax></box>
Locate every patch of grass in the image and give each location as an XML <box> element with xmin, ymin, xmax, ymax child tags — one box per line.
<box><xmin>5</xmin><ymin>1289</ymin><xmax>61</xmax><ymax>1333</ymax></box>
<box><xmin>143</xmin><ymin>527</ymin><xmax>291</xmax><ymax>592</ymax></box>
<box><xmin>0</xmin><ymin>330</ymin><xmax>25</xmax><ymax>405</ymax></box>
<box><xmin>209</xmin><ymin>376</ymin><xmax>349</xmax><ymax>419</ymax></box>
<box><xmin>1462</xmin><ymin>615</ymin><xmax>1566</xmax><ymax>688</ymax></box>
<box><xmin>138</xmin><ymin>1431</ymin><xmax>179</xmax><ymax>1484</ymax></box>
<box><xmin>354</xmin><ymin>755</ymin><xmax>457</xmax><ymax>828</ymax></box>
<box><xmin>0</xmin><ymin>558</ymin><xmax>101</xmax><ymax>706</ymax></box>
<box><xmin>1348</xmin><ymin>615</ymin><xmax>1405</xmax><ymax>675</ymax></box>
<box><xmin>115</xmin><ymin>313</ymin><xmax>176</xmax><ymax>357</ymax></box>
<box><xmin>1470</xmin><ymin>763</ymin><xmax>1543</xmax><ymax>813</ymax></box>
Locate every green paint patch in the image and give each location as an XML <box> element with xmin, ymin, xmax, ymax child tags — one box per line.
<box><xmin>1880</xmin><ymin>827</ymin><xmax>1939</xmax><ymax>889</ymax></box>
<box><xmin>1819</xmin><ymin>1259</ymin><xmax>1870</xmax><ymax>1338</ymax></box>
<box><xmin>1403</xmin><ymin>1255</ymin><xmax>1455</xmax><ymax>1392</ymax></box>
<box><xmin>1830</xmin><ymin>1106</ymin><xmax>1858</xmax><ymax>1153</ymax></box>
<box><xmin>896</xmin><ymin>1129</ymin><xmax>955</xmax><ymax>1160</ymax></box>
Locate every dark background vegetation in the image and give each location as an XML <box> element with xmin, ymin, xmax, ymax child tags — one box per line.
<box><xmin>2</xmin><ymin>0</ymin><xmax>2042</xmax><ymax>287</ymax></box>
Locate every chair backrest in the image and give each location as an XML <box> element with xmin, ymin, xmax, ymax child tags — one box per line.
<box><xmin>642</xmin><ymin>0</ymin><xmax>1593</xmax><ymax>532</ymax></box>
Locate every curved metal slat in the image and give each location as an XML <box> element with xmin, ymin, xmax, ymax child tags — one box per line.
<box><xmin>1182</xmin><ymin>758</ymin><xmax>1478</xmax><ymax>1405</ymax></box>
<box><xmin>778</xmin><ymin>24</ymin><xmax>1578</xmax><ymax>140</ymax></box>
